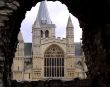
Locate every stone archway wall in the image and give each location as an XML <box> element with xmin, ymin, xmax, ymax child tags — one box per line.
<box><xmin>0</xmin><ymin>0</ymin><xmax>41</xmax><ymax>87</ymax></box>
<box><xmin>0</xmin><ymin>0</ymin><xmax>110</xmax><ymax>87</ymax></box>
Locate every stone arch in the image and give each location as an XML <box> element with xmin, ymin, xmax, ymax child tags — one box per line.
<box><xmin>0</xmin><ymin>0</ymin><xmax>110</xmax><ymax>87</ymax></box>
<box><xmin>44</xmin><ymin>44</ymin><xmax>65</xmax><ymax>55</ymax></box>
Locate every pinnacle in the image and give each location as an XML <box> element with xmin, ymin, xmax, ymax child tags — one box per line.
<box><xmin>67</xmin><ymin>16</ymin><xmax>73</xmax><ymax>28</ymax></box>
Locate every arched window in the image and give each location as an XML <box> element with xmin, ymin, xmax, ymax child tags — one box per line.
<box><xmin>44</xmin><ymin>44</ymin><xmax>64</xmax><ymax>77</ymax></box>
<box><xmin>41</xmin><ymin>30</ymin><xmax>43</xmax><ymax>38</ymax></box>
<box><xmin>29</xmin><ymin>73</ymin><xmax>30</xmax><ymax>79</ymax></box>
<box><xmin>18</xmin><ymin>66</ymin><xmax>19</xmax><ymax>70</ymax></box>
<box><xmin>45</xmin><ymin>30</ymin><xmax>49</xmax><ymax>37</ymax></box>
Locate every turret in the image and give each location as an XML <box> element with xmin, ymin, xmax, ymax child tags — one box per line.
<box><xmin>12</xmin><ymin>31</ymin><xmax>24</xmax><ymax>80</ymax></box>
<box><xmin>16</xmin><ymin>31</ymin><xmax>24</xmax><ymax>57</ymax></box>
<box><xmin>66</xmin><ymin>16</ymin><xmax>75</xmax><ymax>55</ymax></box>
<box><xmin>18</xmin><ymin>31</ymin><xmax>24</xmax><ymax>43</ymax></box>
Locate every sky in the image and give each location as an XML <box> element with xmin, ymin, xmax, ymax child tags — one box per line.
<box><xmin>20</xmin><ymin>1</ymin><xmax>82</xmax><ymax>42</ymax></box>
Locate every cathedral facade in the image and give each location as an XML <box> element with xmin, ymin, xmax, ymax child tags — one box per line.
<box><xmin>12</xmin><ymin>1</ymin><xmax>87</xmax><ymax>81</ymax></box>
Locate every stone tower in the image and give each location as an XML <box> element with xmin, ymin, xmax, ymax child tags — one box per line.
<box><xmin>66</xmin><ymin>16</ymin><xmax>75</xmax><ymax>55</ymax></box>
<box><xmin>32</xmin><ymin>0</ymin><xmax>55</xmax><ymax>80</ymax></box>
<box><xmin>65</xmin><ymin>16</ymin><xmax>75</xmax><ymax>79</ymax></box>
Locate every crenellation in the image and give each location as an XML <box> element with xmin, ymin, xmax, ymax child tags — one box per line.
<box><xmin>41</xmin><ymin>37</ymin><xmax>67</xmax><ymax>45</ymax></box>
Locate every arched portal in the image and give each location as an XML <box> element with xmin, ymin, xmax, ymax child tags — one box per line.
<box><xmin>44</xmin><ymin>44</ymin><xmax>64</xmax><ymax>78</ymax></box>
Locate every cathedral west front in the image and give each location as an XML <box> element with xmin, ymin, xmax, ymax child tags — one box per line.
<box><xmin>12</xmin><ymin>1</ymin><xmax>87</xmax><ymax>81</ymax></box>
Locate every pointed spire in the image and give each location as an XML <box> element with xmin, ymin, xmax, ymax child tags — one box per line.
<box><xmin>18</xmin><ymin>31</ymin><xmax>24</xmax><ymax>43</ymax></box>
<box><xmin>34</xmin><ymin>0</ymin><xmax>52</xmax><ymax>25</ymax></box>
<box><xmin>66</xmin><ymin>16</ymin><xmax>74</xmax><ymax>38</ymax></box>
<box><xmin>67</xmin><ymin>16</ymin><xmax>73</xmax><ymax>28</ymax></box>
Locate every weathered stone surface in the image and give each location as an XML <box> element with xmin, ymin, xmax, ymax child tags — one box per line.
<box><xmin>0</xmin><ymin>10</ymin><xmax>13</xmax><ymax>15</ymax></box>
<box><xmin>11</xmin><ymin>79</ymin><xmax>91</xmax><ymax>87</ymax></box>
<box><xmin>0</xmin><ymin>16</ymin><xmax>9</xmax><ymax>21</ymax></box>
<box><xmin>12</xmin><ymin>1</ymin><xmax>20</xmax><ymax>7</ymax></box>
<box><xmin>0</xmin><ymin>1</ymin><xmax>5</xmax><ymax>7</ymax></box>
<box><xmin>6</xmin><ymin>3</ymin><xmax>18</xmax><ymax>10</ymax></box>
<box><xmin>0</xmin><ymin>23</ymin><xmax>4</xmax><ymax>27</ymax></box>
<box><xmin>0</xmin><ymin>83</ymin><xmax>3</xmax><ymax>87</ymax></box>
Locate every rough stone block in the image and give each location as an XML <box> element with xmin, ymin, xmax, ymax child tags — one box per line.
<box><xmin>0</xmin><ymin>1</ymin><xmax>5</xmax><ymax>7</ymax></box>
<box><xmin>0</xmin><ymin>9</ymin><xmax>13</xmax><ymax>15</ymax></box>
<box><xmin>6</xmin><ymin>3</ymin><xmax>18</xmax><ymax>10</ymax></box>
<box><xmin>0</xmin><ymin>23</ymin><xmax>4</xmax><ymax>27</ymax></box>
<box><xmin>0</xmin><ymin>83</ymin><xmax>3</xmax><ymax>87</ymax></box>
<box><xmin>0</xmin><ymin>10</ymin><xmax>8</xmax><ymax>15</ymax></box>
<box><xmin>0</xmin><ymin>72</ymin><xmax>3</xmax><ymax>78</ymax></box>
<box><xmin>13</xmin><ymin>1</ymin><xmax>20</xmax><ymax>7</ymax></box>
<box><xmin>0</xmin><ymin>15</ymin><xmax>9</xmax><ymax>21</ymax></box>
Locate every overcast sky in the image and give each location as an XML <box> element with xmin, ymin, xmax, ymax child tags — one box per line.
<box><xmin>20</xmin><ymin>1</ymin><xmax>82</xmax><ymax>42</ymax></box>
